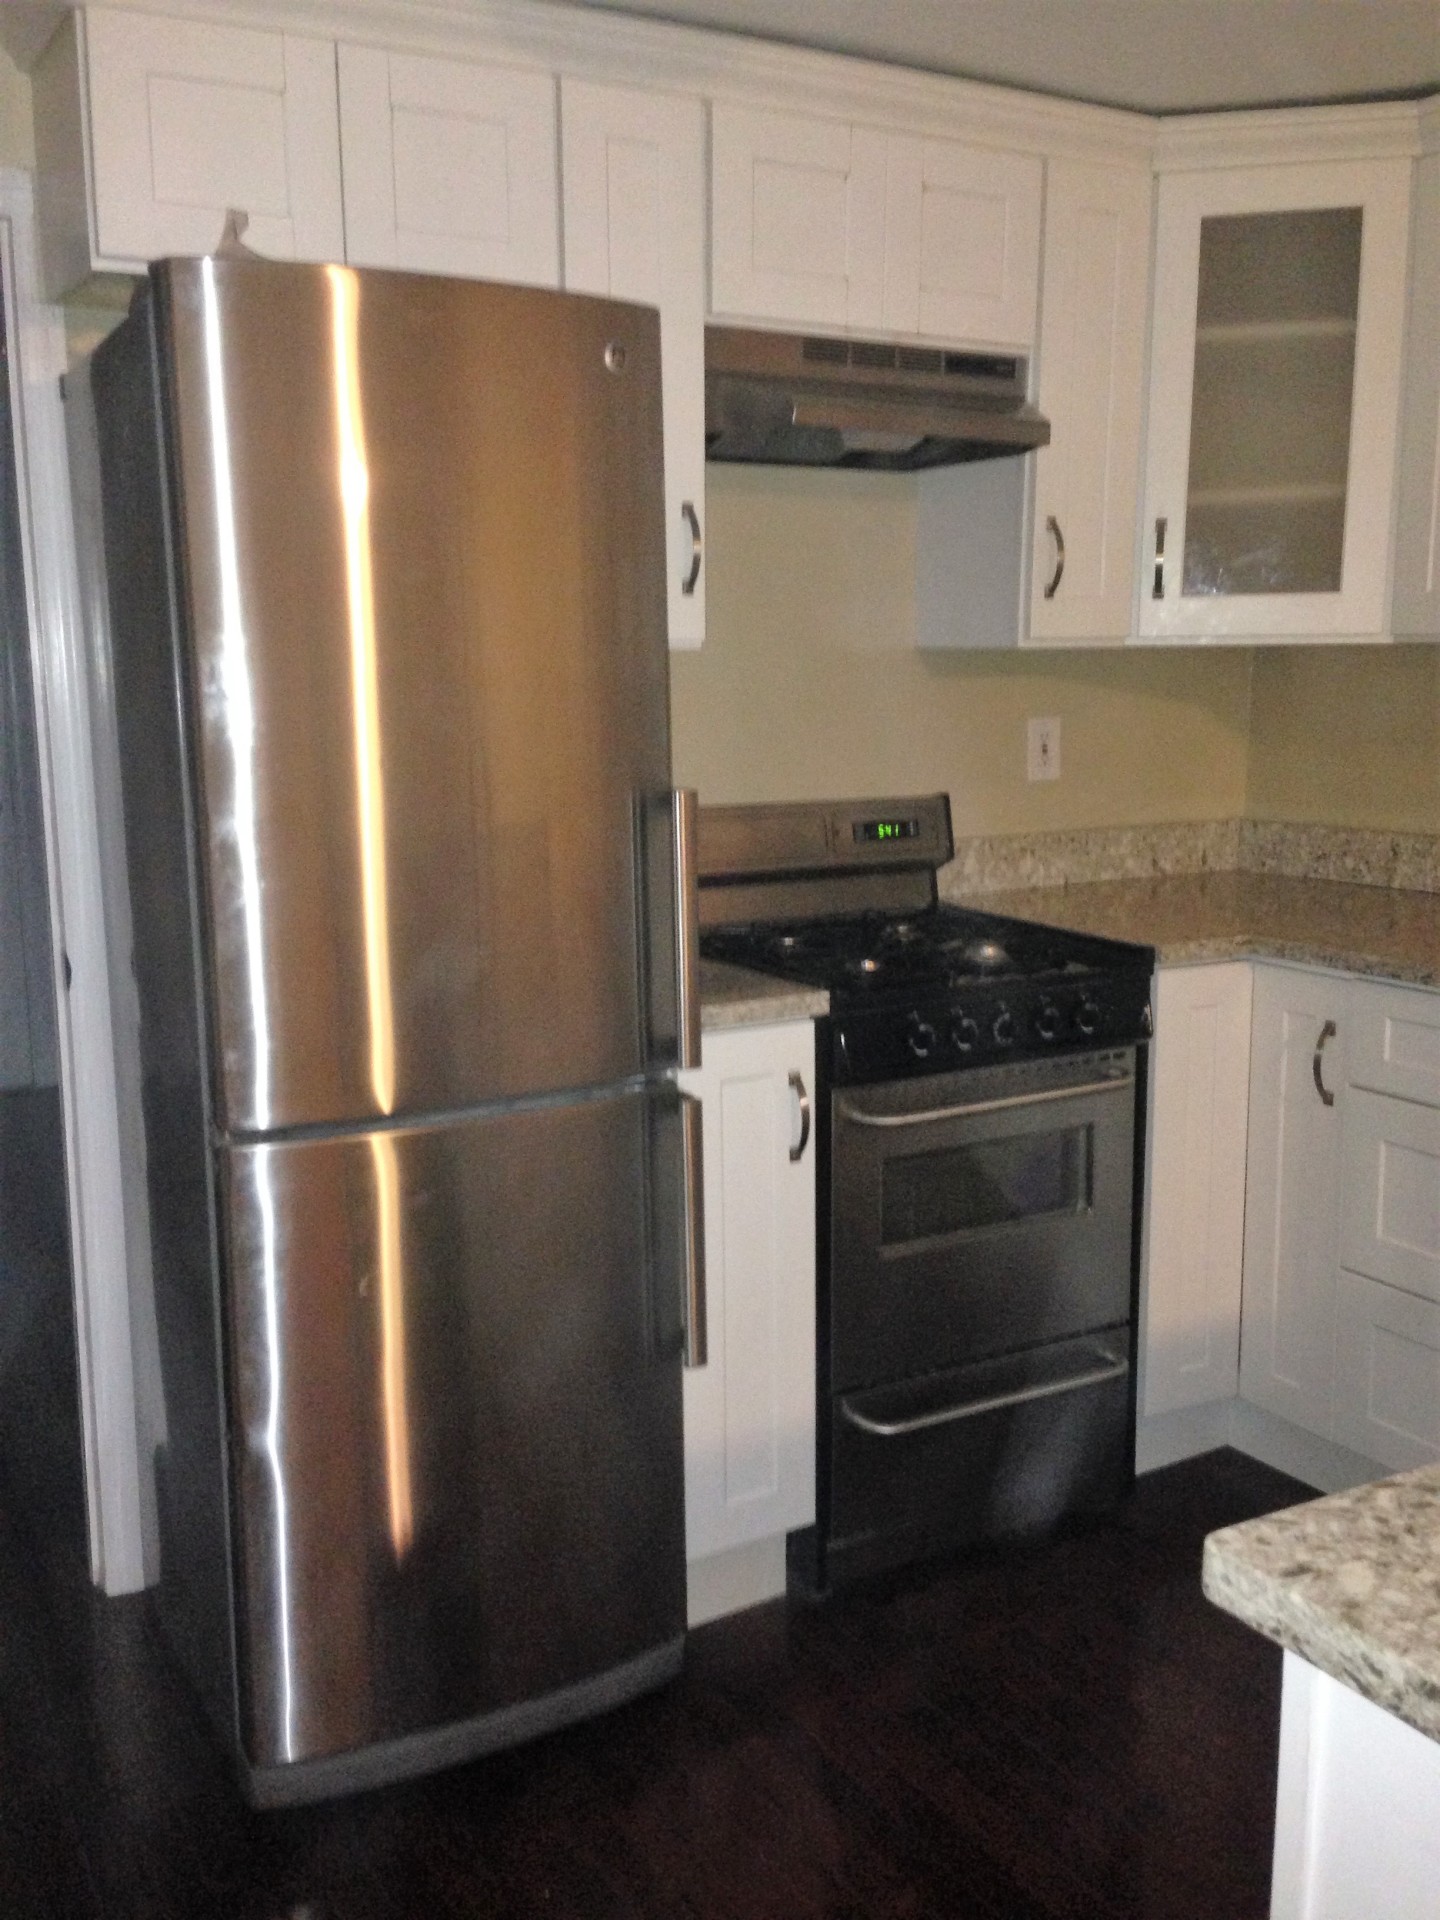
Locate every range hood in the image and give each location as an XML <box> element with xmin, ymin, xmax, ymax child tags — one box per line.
<box><xmin>705</xmin><ymin>325</ymin><xmax>1051</xmax><ymax>472</ymax></box>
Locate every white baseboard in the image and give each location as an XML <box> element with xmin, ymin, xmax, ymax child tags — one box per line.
<box><xmin>686</xmin><ymin>1535</ymin><xmax>787</xmax><ymax>1628</ymax></box>
<box><xmin>1138</xmin><ymin>1396</ymin><xmax>1386</xmax><ymax>1494</ymax></box>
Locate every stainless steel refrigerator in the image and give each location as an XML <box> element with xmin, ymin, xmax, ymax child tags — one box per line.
<box><xmin>83</xmin><ymin>254</ymin><xmax>701</xmax><ymax>1805</ymax></box>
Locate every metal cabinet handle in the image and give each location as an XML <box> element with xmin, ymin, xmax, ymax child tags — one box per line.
<box><xmin>840</xmin><ymin>1347</ymin><xmax>1129</xmax><ymax>1438</ymax></box>
<box><xmin>1152</xmin><ymin>516</ymin><xmax>1168</xmax><ymax>599</ymax></box>
<box><xmin>1043</xmin><ymin>515</ymin><xmax>1065</xmax><ymax>598</ymax></box>
<box><xmin>681</xmin><ymin>500</ymin><xmax>702</xmax><ymax>596</ymax></box>
<box><xmin>1313</xmin><ymin>1019</ymin><xmax>1337</xmax><ymax>1107</ymax></box>
<box><xmin>788</xmin><ymin>1071</ymin><xmax>811</xmax><ymax>1162</ymax></box>
<box><xmin>680</xmin><ymin>1092</ymin><xmax>706</xmax><ymax>1368</ymax></box>
<box><xmin>672</xmin><ymin>789</ymin><xmax>700</xmax><ymax>1070</ymax></box>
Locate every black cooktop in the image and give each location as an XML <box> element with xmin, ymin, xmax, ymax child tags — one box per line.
<box><xmin>702</xmin><ymin>905</ymin><xmax>1121</xmax><ymax>1005</ymax></box>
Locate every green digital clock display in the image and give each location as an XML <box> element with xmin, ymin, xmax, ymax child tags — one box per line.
<box><xmin>855</xmin><ymin>818</ymin><xmax>920</xmax><ymax>843</ymax></box>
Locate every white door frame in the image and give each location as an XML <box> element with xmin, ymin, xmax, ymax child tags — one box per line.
<box><xmin>0</xmin><ymin>165</ymin><xmax>146</xmax><ymax>1594</ymax></box>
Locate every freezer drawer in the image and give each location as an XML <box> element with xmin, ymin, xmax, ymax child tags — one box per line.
<box><xmin>217</xmin><ymin>1086</ymin><xmax>685</xmax><ymax>1772</ymax></box>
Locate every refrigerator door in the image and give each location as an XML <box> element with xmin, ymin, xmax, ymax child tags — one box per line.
<box><xmin>219</xmin><ymin>1086</ymin><xmax>686</xmax><ymax>1775</ymax></box>
<box><xmin>152</xmin><ymin>257</ymin><xmax>676</xmax><ymax>1134</ymax></box>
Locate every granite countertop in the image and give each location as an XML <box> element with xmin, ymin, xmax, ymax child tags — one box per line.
<box><xmin>699</xmin><ymin>957</ymin><xmax>829</xmax><ymax>1030</ymax></box>
<box><xmin>951</xmin><ymin>870</ymin><xmax>1440</xmax><ymax>989</ymax></box>
<box><xmin>1203</xmin><ymin>1466</ymin><xmax>1440</xmax><ymax>1741</ymax></box>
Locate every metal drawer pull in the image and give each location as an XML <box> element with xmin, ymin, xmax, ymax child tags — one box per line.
<box><xmin>836</xmin><ymin>1072</ymin><xmax>1132</xmax><ymax>1132</ymax></box>
<box><xmin>788</xmin><ymin>1070</ymin><xmax>811</xmax><ymax>1162</ymax></box>
<box><xmin>1152</xmin><ymin>516</ymin><xmax>1167</xmax><ymax>599</ymax></box>
<box><xmin>1043</xmin><ymin>515</ymin><xmax>1065</xmax><ymax>598</ymax></box>
<box><xmin>1313</xmin><ymin>1019</ymin><xmax>1337</xmax><ymax>1108</ymax></box>
<box><xmin>680</xmin><ymin>1092</ymin><xmax>707</xmax><ymax>1369</ymax></box>
<box><xmin>840</xmin><ymin>1348</ymin><xmax>1129</xmax><ymax>1439</ymax></box>
<box><xmin>681</xmin><ymin>500</ymin><xmax>702</xmax><ymax>595</ymax></box>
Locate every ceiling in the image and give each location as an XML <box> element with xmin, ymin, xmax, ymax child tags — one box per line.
<box><xmin>541</xmin><ymin>0</ymin><xmax>1440</xmax><ymax>114</ymax></box>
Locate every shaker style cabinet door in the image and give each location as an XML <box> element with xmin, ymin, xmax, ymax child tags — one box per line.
<box><xmin>1140</xmin><ymin>158</ymin><xmax>1411</xmax><ymax>639</ymax></box>
<box><xmin>338</xmin><ymin>45</ymin><xmax>559</xmax><ymax>285</ymax></box>
<box><xmin>680</xmin><ymin>1021</ymin><xmax>816</xmax><ymax>1567</ymax></box>
<box><xmin>709</xmin><ymin>103</ymin><xmax>887</xmax><ymax>330</ymax></box>
<box><xmin>1029</xmin><ymin>158</ymin><xmax>1151</xmax><ymax>642</ymax></box>
<box><xmin>35</xmin><ymin>7</ymin><xmax>344</xmax><ymax>288</ymax></box>
<box><xmin>562</xmin><ymin>80</ymin><xmax>706</xmax><ymax>650</ymax></box>
<box><xmin>1393</xmin><ymin>144</ymin><xmax>1440</xmax><ymax>636</ymax></box>
<box><xmin>1142</xmin><ymin>964</ymin><xmax>1253</xmax><ymax>1416</ymax></box>
<box><xmin>1239</xmin><ymin>965</ymin><xmax>1345</xmax><ymax>1433</ymax></box>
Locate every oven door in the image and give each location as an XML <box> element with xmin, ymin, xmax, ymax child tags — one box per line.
<box><xmin>829</xmin><ymin>1048</ymin><xmax>1136</xmax><ymax>1393</ymax></box>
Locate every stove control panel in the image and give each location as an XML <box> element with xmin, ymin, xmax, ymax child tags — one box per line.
<box><xmin>831</xmin><ymin>970</ymin><xmax>1154</xmax><ymax>1084</ymax></box>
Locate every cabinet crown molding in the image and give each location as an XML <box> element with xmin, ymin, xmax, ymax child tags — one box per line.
<box><xmin>1153</xmin><ymin>99</ymin><xmax>1426</xmax><ymax>171</ymax></box>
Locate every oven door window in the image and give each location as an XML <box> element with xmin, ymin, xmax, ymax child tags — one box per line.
<box><xmin>880</xmin><ymin>1123</ymin><xmax>1092</xmax><ymax>1246</ymax></box>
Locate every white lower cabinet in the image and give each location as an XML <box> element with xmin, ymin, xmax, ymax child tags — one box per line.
<box><xmin>679</xmin><ymin>1019</ymin><xmax>816</xmax><ymax>1591</ymax></box>
<box><xmin>1142</xmin><ymin>963</ymin><xmax>1253</xmax><ymax>1415</ymax></box>
<box><xmin>1239</xmin><ymin>965</ymin><xmax>1346</xmax><ymax>1434</ymax></box>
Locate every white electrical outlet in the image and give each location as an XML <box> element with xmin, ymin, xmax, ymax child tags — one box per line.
<box><xmin>1027</xmin><ymin>716</ymin><xmax>1061</xmax><ymax>782</ymax></box>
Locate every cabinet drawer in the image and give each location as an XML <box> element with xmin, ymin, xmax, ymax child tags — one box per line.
<box><xmin>1347</xmin><ymin>980</ymin><xmax>1440</xmax><ymax>1108</ymax></box>
<box><xmin>1333</xmin><ymin>1270</ymin><xmax>1440</xmax><ymax>1470</ymax></box>
<box><xmin>1341</xmin><ymin>1087</ymin><xmax>1440</xmax><ymax>1300</ymax></box>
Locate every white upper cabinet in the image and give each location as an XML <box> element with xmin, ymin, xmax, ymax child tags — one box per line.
<box><xmin>1028</xmin><ymin>158</ymin><xmax>1152</xmax><ymax>643</ymax></box>
<box><xmin>710</xmin><ymin>102</ymin><xmax>1041</xmax><ymax>348</ymax></box>
<box><xmin>338</xmin><ymin>45</ymin><xmax>559</xmax><ymax>285</ymax></box>
<box><xmin>1139</xmin><ymin>157</ymin><xmax>1413</xmax><ymax>640</ymax></box>
<box><xmin>34</xmin><ymin>7</ymin><xmax>344</xmax><ymax>293</ymax></box>
<box><xmin>1393</xmin><ymin>138</ymin><xmax>1440</xmax><ymax>636</ymax></box>
<box><xmin>562</xmin><ymin>79</ymin><xmax>706</xmax><ymax>649</ymax></box>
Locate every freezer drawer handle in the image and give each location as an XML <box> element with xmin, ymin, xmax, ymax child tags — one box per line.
<box><xmin>839</xmin><ymin>1345</ymin><xmax>1129</xmax><ymax>1439</ymax></box>
<box><xmin>1313</xmin><ymin>1019</ymin><xmax>1337</xmax><ymax>1107</ymax></box>
<box><xmin>836</xmin><ymin>1072</ymin><xmax>1132</xmax><ymax>1132</ymax></box>
<box><xmin>680</xmin><ymin>1091</ymin><xmax>707</xmax><ymax>1368</ymax></box>
<box><xmin>672</xmin><ymin>789</ymin><xmax>701</xmax><ymax>1070</ymax></box>
<box><xmin>788</xmin><ymin>1071</ymin><xmax>811</xmax><ymax>1162</ymax></box>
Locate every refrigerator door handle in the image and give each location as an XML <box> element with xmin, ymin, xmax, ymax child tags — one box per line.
<box><xmin>680</xmin><ymin>1091</ymin><xmax>707</xmax><ymax>1369</ymax></box>
<box><xmin>672</xmin><ymin>789</ymin><xmax>701</xmax><ymax>1070</ymax></box>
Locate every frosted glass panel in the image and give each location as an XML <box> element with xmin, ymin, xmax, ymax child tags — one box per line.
<box><xmin>1183</xmin><ymin>207</ymin><xmax>1362</xmax><ymax>596</ymax></box>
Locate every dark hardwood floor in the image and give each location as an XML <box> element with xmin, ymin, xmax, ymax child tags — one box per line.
<box><xmin>0</xmin><ymin>1447</ymin><xmax>1310</xmax><ymax>1920</ymax></box>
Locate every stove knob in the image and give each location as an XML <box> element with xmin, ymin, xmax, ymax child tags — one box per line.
<box><xmin>1035</xmin><ymin>1001</ymin><xmax>1061</xmax><ymax>1042</ymax></box>
<box><xmin>907</xmin><ymin>1015</ymin><xmax>938</xmax><ymax>1059</ymax></box>
<box><xmin>992</xmin><ymin>1006</ymin><xmax>1016</xmax><ymax>1046</ymax></box>
<box><xmin>1076</xmin><ymin>999</ymin><xmax>1101</xmax><ymax>1039</ymax></box>
<box><xmin>950</xmin><ymin>1014</ymin><xmax>979</xmax><ymax>1055</ymax></box>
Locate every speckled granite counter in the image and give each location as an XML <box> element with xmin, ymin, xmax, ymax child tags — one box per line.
<box><xmin>948</xmin><ymin>870</ymin><xmax>1440</xmax><ymax>989</ymax></box>
<box><xmin>1203</xmin><ymin>1466</ymin><xmax>1440</xmax><ymax>1744</ymax></box>
<box><xmin>699</xmin><ymin>958</ymin><xmax>828</xmax><ymax>1031</ymax></box>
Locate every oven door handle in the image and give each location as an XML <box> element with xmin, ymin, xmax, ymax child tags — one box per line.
<box><xmin>839</xmin><ymin>1347</ymin><xmax>1130</xmax><ymax>1438</ymax></box>
<box><xmin>835</xmin><ymin>1072</ymin><xmax>1133</xmax><ymax>1131</ymax></box>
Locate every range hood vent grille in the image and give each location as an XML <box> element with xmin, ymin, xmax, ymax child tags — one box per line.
<box><xmin>706</xmin><ymin>326</ymin><xmax>1049</xmax><ymax>472</ymax></box>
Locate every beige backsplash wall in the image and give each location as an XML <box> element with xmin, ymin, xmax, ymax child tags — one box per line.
<box><xmin>671</xmin><ymin>466</ymin><xmax>1255</xmax><ymax>834</ymax></box>
<box><xmin>1246</xmin><ymin>645</ymin><xmax>1440</xmax><ymax>833</ymax></box>
<box><xmin>0</xmin><ymin>46</ymin><xmax>34</xmax><ymax>170</ymax></box>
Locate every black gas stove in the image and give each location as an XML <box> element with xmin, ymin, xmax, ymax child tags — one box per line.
<box><xmin>702</xmin><ymin>900</ymin><xmax>1152</xmax><ymax>1083</ymax></box>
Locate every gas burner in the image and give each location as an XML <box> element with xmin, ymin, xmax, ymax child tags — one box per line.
<box><xmin>950</xmin><ymin>936</ymin><xmax>1011</xmax><ymax>972</ymax></box>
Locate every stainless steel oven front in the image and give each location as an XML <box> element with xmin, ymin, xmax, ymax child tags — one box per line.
<box><xmin>811</xmin><ymin>1047</ymin><xmax>1140</xmax><ymax>1588</ymax></box>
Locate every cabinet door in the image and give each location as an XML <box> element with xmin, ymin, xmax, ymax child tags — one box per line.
<box><xmin>680</xmin><ymin>1021</ymin><xmax>816</xmax><ymax>1562</ymax></box>
<box><xmin>1239</xmin><ymin>967</ymin><xmax>1344</xmax><ymax>1431</ymax></box>
<box><xmin>1394</xmin><ymin>146</ymin><xmax>1440</xmax><ymax>637</ymax></box>
<box><xmin>562</xmin><ymin>80</ymin><xmax>706</xmax><ymax>650</ymax></box>
<box><xmin>881</xmin><ymin>137</ymin><xmax>1042</xmax><ymax>347</ymax></box>
<box><xmin>710</xmin><ymin>103</ymin><xmax>886</xmax><ymax>329</ymax></box>
<box><xmin>1143</xmin><ymin>964</ymin><xmax>1253</xmax><ymax>1415</ymax></box>
<box><xmin>78</xmin><ymin>8</ymin><xmax>343</xmax><ymax>269</ymax></box>
<box><xmin>1347</xmin><ymin>977</ymin><xmax>1440</xmax><ymax>1109</ymax></box>
<box><xmin>1341</xmin><ymin>1090</ymin><xmax>1440</xmax><ymax>1304</ymax></box>
<box><xmin>1141</xmin><ymin>159</ymin><xmax>1411</xmax><ymax>639</ymax></box>
<box><xmin>1029</xmin><ymin>159</ymin><xmax>1151</xmax><ymax>643</ymax></box>
<box><xmin>338</xmin><ymin>45</ymin><xmax>558</xmax><ymax>284</ymax></box>
<box><xmin>1333</xmin><ymin>1271</ymin><xmax>1440</xmax><ymax>1470</ymax></box>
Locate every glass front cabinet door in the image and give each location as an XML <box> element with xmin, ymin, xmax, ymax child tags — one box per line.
<box><xmin>1140</xmin><ymin>159</ymin><xmax>1412</xmax><ymax>640</ymax></box>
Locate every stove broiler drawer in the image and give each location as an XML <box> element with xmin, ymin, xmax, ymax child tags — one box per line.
<box><xmin>829</xmin><ymin>1051</ymin><xmax>1137</xmax><ymax>1391</ymax></box>
<box><xmin>824</xmin><ymin>1331</ymin><xmax>1131</xmax><ymax>1585</ymax></box>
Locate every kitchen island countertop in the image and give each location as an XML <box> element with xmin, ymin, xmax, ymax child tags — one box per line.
<box><xmin>1203</xmin><ymin>1465</ymin><xmax>1440</xmax><ymax>1744</ymax></box>
<box><xmin>699</xmin><ymin>958</ymin><xmax>828</xmax><ymax>1030</ymax></box>
<box><xmin>948</xmin><ymin>869</ymin><xmax>1440</xmax><ymax>988</ymax></box>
